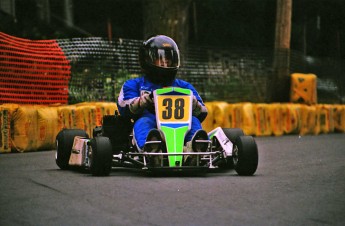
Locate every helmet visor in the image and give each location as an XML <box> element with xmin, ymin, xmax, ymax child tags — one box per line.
<box><xmin>147</xmin><ymin>48</ymin><xmax>180</xmax><ymax>68</ymax></box>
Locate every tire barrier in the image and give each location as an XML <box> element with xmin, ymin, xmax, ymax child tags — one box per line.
<box><xmin>290</xmin><ymin>73</ymin><xmax>317</xmax><ymax>105</ymax></box>
<box><xmin>211</xmin><ymin>101</ymin><xmax>230</xmax><ymax>128</ymax></box>
<box><xmin>0</xmin><ymin>102</ymin><xmax>344</xmax><ymax>153</ymax></box>
<box><xmin>75</xmin><ymin>104</ymin><xmax>97</xmax><ymax>139</ymax></box>
<box><xmin>94</xmin><ymin>102</ymin><xmax>118</xmax><ymax>127</ymax></box>
<box><xmin>333</xmin><ymin>105</ymin><xmax>345</xmax><ymax>132</ymax></box>
<box><xmin>226</xmin><ymin>103</ymin><xmax>243</xmax><ymax>129</ymax></box>
<box><xmin>253</xmin><ymin>104</ymin><xmax>272</xmax><ymax>136</ymax></box>
<box><xmin>239</xmin><ymin>103</ymin><xmax>256</xmax><ymax>136</ymax></box>
<box><xmin>0</xmin><ymin>104</ymin><xmax>18</xmax><ymax>153</ymax></box>
<box><xmin>268</xmin><ymin>104</ymin><xmax>284</xmax><ymax>136</ymax></box>
<box><xmin>282</xmin><ymin>104</ymin><xmax>302</xmax><ymax>134</ymax></box>
<box><xmin>300</xmin><ymin>105</ymin><xmax>319</xmax><ymax>135</ymax></box>
<box><xmin>201</xmin><ymin>102</ymin><xmax>215</xmax><ymax>133</ymax></box>
<box><xmin>37</xmin><ymin>107</ymin><xmax>59</xmax><ymax>151</ymax></box>
<box><xmin>318</xmin><ymin>105</ymin><xmax>334</xmax><ymax>134</ymax></box>
<box><xmin>202</xmin><ymin>102</ymin><xmax>345</xmax><ymax>136</ymax></box>
<box><xmin>0</xmin><ymin>103</ymin><xmax>117</xmax><ymax>153</ymax></box>
<box><xmin>57</xmin><ymin>105</ymin><xmax>77</xmax><ymax>130</ymax></box>
<box><xmin>0</xmin><ymin>107</ymin><xmax>11</xmax><ymax>153</ymax></box>
<box><xmin>11</xmin><ymin>105</ymin><xmax>40</xmax><ymax>152</ymax></box>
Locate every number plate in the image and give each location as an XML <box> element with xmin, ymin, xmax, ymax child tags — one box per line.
<box><xmin>156</xmin><ymin>95</ymin><xmax>191</xmax><ymax>123</ymax></box>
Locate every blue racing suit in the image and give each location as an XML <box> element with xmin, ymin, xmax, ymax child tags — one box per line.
<box><xmin>117</xmin><ymin>76</ymin><xmax>208</xmax><ymax>151</ymax></box>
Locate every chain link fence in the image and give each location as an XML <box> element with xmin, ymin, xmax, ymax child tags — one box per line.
<box><xmin>56</xmin><ymin>37</ymin><xmax>344</xmax><ymax>104</ymax></box>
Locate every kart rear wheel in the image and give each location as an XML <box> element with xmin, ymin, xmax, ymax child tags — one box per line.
<box><xmin>233</xmin><ymin>136</ymin><xmax>258</xmax><ymax>176</ymax></box>
<box><xmin>220</xmin><ymin>128</ymin><xmax>245</xmax><ymax>168</ymax></box>
<box><xmin>89</xmin><ymin>137</ymin><xmax>112</xmax><ymax>176</ymax></box>
<box><xmin>56</xmin><ymin>129</ymin><xmax>89</xmax><ymax>170</ymax></box>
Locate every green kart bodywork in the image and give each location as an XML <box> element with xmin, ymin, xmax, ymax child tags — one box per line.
<box><xmin>154</xmin><ymin>87</ymin><xmax>192</xmax><ymax>167</ymax></box>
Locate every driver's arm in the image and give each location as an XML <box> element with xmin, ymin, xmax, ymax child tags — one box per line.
<box><xmin>117</xmin><ymin>80</ymin><xmax>153</xmax><ymax>119</ymax></box>
<box><xmin>191</xmin><ymin>93</ymin><xmax>208</xmax><ymax>122</ymax></box>
<box><xmin>128</xmin><ymin>92</ymin><xmax>153</xmax><ymax>114</ymax></box>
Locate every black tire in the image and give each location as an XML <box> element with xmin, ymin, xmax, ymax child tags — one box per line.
<box><xmin>233</xmin><ymin>136</ymin><xmax>258</xmax><ymax>176</ymax></box>
<box><xmin>55</xmin><ymin>129</ymin><xmax>89</xmax><ymax>170</ymax></box>
<box><xmin>93</xmin><ymin>126</ymin><xmax>102</xmax><ymax>138</ymax></box>
<box><xmin>219</xmin><ymin>128</ymin><xmax>245</xmax><ymax>169</ymax></box>
<box><xmin>89</xmin><ymin>137</ymin><xmax>113</xmax><ymax>176</ymax></box>
<box><xmin>222</xmin><ymin>128</ymin><xmax>244</xmax><ymax>143</ymax></box>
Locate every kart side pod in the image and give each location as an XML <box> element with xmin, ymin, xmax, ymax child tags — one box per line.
<box><xmin>208</xmin><ymin>127</ymin><xmax>235</xmax><ymax>158</ymax></box>
<box><xmin>68</xmin><ymin>136</ymin><xmax>90</xmax><ymax>167</ymax></box>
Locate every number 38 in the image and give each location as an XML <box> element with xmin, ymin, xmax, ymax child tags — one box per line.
<box><xmin>162</xmin><ymin>98</ymin><xmax>185</xmax><ymax>120</ymax></box>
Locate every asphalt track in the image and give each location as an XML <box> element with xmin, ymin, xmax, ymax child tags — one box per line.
<box><xmin>0</xmin><ymin>134</ymin><xmax>344</xmax><ymax>226</ymax></box>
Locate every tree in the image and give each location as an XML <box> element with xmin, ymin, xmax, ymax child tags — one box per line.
<box><xmin>270</xmin><ymin>0</ymin><xmax>292</xmax><ymax>102</ymax></box>
<box><xmin>142</xmin><ymin>0</ymin><xmax>192</xmax><ymax>51</ymax></box>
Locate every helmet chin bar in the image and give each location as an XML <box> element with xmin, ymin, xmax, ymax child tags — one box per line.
<box><xmin>144</xmin><ymin>65</ymin><xmax>178</xmax><ymax>86</ymax></box>
<box><xmin>145</xmin><ymin>73</ymin><xmax>175</xmax><ymax>86</ymax></box>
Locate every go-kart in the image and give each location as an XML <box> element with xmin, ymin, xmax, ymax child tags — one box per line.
<box><xmin>55</xmin><ymin>87</ymin><xmax>258</xmax><ymax>176</ymax></box>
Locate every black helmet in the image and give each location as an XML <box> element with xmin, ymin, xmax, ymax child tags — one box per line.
<box><xmin>139</xmin><ymin>35</ymin><xmax>180</xmax><ymax>85</ymax></box>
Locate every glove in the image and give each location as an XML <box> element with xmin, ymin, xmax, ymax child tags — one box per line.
<box><xmin>129</xmin><ymin>93</ymin><xmax>153</xmax><ymax>114</ymax></box>
<box><xmin>139</xmin><ymin>93</ymin><xmax>153</xmax><ymax>108</ymax></box>
<box><xmin>192</xmin><ymin>95</ymin><xmax>202</xmax><ymax>116</ymax></box>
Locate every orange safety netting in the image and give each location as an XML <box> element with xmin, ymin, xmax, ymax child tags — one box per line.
<box><xmin>0</xmin><ymin>32</ymin><xmax>71</xmax><ymax>104</ymax></box>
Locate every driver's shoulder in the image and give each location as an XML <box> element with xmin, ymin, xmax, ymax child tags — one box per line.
<box><xmin>123</xmin><ymin>77</ymin><xmax>144</xmax><ymax>89</ymax></box>
<box><xmin>174</xmin><ymin>79</ymin><xmax>193</xmax><ymax>88</ymax></box>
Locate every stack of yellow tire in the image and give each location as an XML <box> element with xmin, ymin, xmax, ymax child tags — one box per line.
<box><xmin>1</xmin><ymin>102</ymin><xmax>344</xmax><ymax>153</ymax></box>
<box><xmin>0</xmin><ymin>103</ymin><xmax>117</xmax><ymax>153</ymax></box>
<box><xmin>202</xmin><ymin>102</ymin><xmax>345</xmax><ymax>135</ymax></box>
<box><xmin>201</xmin><ymin>73</ymin><xmax>345</xmax><ymax>136</ymax></box>
<box><xmin>1</xmin><ymin>72</ymin><xmax>344</xmax><ymax>153</ymax></box>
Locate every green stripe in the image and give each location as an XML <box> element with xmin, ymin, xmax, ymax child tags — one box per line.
<box><xmin>156</xmin><ymin>87</ymin><xmax>191</xmax><ymax>95</ymax></box>
<box><xmin>156</xmin><ymin>87</ymin><xmax>174</xmax><ymax>95</ymax></box>
<box><xmin>173</xmin><ymin>87</ymin><xmax>191</xmax><ymax>95</ymax></box>
<box><xmin>161</xmin><ymin>125</ymin><xmax>189</xmax><ymax>167</ymax></box>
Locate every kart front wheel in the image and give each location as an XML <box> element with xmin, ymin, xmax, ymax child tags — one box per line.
<box><xmin>56</xmin><ymin>129</ymin><xmax>89</xmax><ymax>170</ymax></box>
<box><xmin>89</xmin><ymin>137</ymin><xmax>112</xmax><ymax>176</ymax></box>
<box><xmin>222</xmin><ymin>128</ymin><xmax>244</xmax><ymax>143</ymax></box>
<box><xmin>233</xmin><ymin>136</ymin><xmax>258</xmax><ymax>176</ymax></box>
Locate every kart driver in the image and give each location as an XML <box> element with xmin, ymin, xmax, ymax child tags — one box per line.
<box><xmin>117</xmin><ymin>35</ymin><xmax>208</xmax><ymax>155</ymax></box>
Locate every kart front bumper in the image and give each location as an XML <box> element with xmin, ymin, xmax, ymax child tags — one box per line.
<box><xmin>113</xmin><ymin>151</ymin><xmax>225</xmax><ymax>170</ymax></box>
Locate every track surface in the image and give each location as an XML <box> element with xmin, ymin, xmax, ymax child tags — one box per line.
<box><xmin>1</xmin><ymin>134</ymin><xmax>344</xmax><ymax>226</ymax></box>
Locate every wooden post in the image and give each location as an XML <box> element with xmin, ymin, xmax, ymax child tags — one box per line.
<box><xmin>270</xmin><ymin>0</ymin><xmax>292</xmax><ymax>102</ymax></box>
